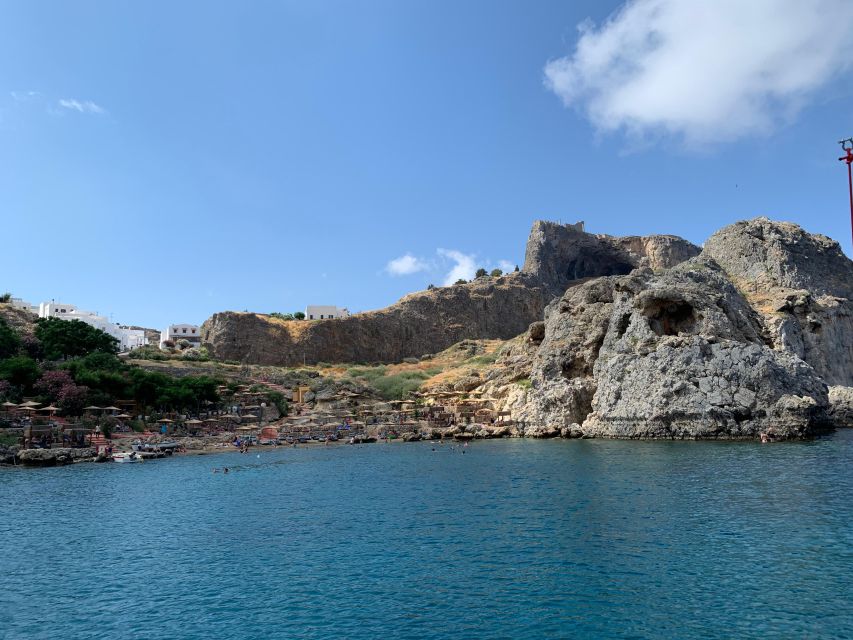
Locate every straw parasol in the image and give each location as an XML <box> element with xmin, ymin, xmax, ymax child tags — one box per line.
<box><xmin>241</xmin><ymin>413</ymin><xmax>258</xmax><ymax>419</ymax></box>
<box><xmin>185</xmin><ymin>419</ymin><xmax>203</xmax><ymax>425</ymax></box>
<box><xmin>84</xmin><ymin>405</ymin><xmax>102</xmax><ymax>411</ymax></box>
<box><xmin>116</xmin><ymin>413</ymin><xmax>132</xmax><ymax>419</ymax></box>
<box><xmin>157</xmin><ymin>418</ymin><xmax>174</xmax><ymax>424</ymax></box>
<box><xmin>103</xmin><ymin>406</ymin><xmax>121</xmax><ymax>412</ymax></box>
<box><xmin>39</xmin><ymin>405</ymin><xmax>60</xmax><ymax>412</ymax></box>
<box><xmin>20</xmin><ymin>400</ymin><xmax>41</xmax><ymax>407</ymax></box>
<box><xmin>2</xmin><ymin>401</ymin><xmax>18</xmax><ymax>407</ymax></box>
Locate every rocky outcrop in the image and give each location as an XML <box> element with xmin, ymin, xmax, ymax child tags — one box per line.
<box><xmin>522</xmin><ymin>220</ymin><xmax>700</xmax><ymax>295</ymax></box>
<box><xmin>16</xmin><ymin>447</ymin><xmax>96</xmax><ymax>466</ymax></box>
<box><xmin>828</xmin><ymin>386</ymin><xmax>853</xmax><ymax>426</ymax></box>
<box><xmin>527</xmin><ymin>257</ymin><xmax>831</xmax><ymax>439</ymax></box>
<box><xmin>203</xmin><ymin>273</ymin><xmax>550</xmax><ymax>366</ymax></box>
<box><xmin>703</xmin><ymin>217</ymin><xmax>853</xmax><ymax>386</ymax></box>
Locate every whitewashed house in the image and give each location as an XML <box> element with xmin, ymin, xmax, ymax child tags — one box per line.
<box><xmin>160</xmin><ymin>324</ymin><xmax>201</xmax><ymax>348</ymax></box>
<box><xmin>305</xmin><ymin>305</ymin><xmax>350</xmax><ymax>320</ymax></box>
<box><xmin>39</xmin><ymin>302</ymin><xmax>79</xmax><ymax>318</ymax></box>
<box><xmin>37</xmin><ymin>301</ymin><xmax>148</xmax><ymax>351</ymax></box>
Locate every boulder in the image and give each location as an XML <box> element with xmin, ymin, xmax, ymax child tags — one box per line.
<box><xmin>524</xmin><ymin>424</ymin><xmax>561</xmax><ymax>438</ymax></box>
<box><xmin>828</xmin><ymin>386</ymin><xmax>853</xmax><ymax>427</ymax></box>
<box><xmin>529</xmin><ymin>257</ymin><xmax>831</xmax><ymax>439</ymax></box>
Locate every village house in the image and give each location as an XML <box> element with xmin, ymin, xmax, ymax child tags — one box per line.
<box><xmin>38</xmin><ymin>301</ymin><xmax>148</xmax><ymax>351</ymax></box>
<box><xmin>305</xmin><ymin>305</ymin><xmax>350</xmax><ymax>320</ymax></box>
<box><xmin>160</xmin><ymin>323</ymin><xmax>202</xmax><ymax>348</ymax></box>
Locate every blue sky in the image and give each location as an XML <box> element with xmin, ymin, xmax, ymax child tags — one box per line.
<box><xmin>2</xmin><ymin>0</ymin><xmax>853</xmax><ymax>329</ymax></box>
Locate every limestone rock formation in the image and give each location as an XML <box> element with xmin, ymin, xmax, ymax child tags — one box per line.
<box><xmin>828</xmin><ymin>386</ymin><xmax>853</xmax><ymax>427</ymax></box>
<box><xmin>522</xmin><ymin>220</ymin><xmax>700</xmax><ymax>295</ymax></box>
<box><xmin>703</xmin><ymin>217</ymin><xmax>853</xmax><ymax>386</ymax></box>
<box><xmin>16</xmin><ymin>447</ymin><xmax>96</xmax><ymax>466</ymax></box>
<box><xmin>528</xmin><ymin>257</ymin><xmax>831</xmax><ymax>439</ymax></box>
<box><xmin>203</xmin><ymin>273</ymin><xmax>550</xmax><ymax>366</ymax></box>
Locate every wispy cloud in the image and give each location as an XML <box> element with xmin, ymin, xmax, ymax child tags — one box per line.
<box><xmin>385</xmin><ymin>253</ymin><xmax>429</xmax><ymax>276</ymax></box>
<box><xmin>544</xmin><ymin>0</ymin><xmax>853</xmax><ymax>147</ymax></box>
<box><xmin>58</xmin><ymin>98</ymin><xmax>106</xmax><ymax>115</ymax></box>
<box><xmin>10</xmin><ymin>91</ymin><xmax>41</xmax><ymax>102</ymax></box>
<box><xmin>384</xmin><ymin>249</ymin><xmax>515</xmax><ymax>285</ymax></box>
<box><xmin>437</xmin><ymin>249</ymin><xmax>477</xmax><ymax>286</ymax></box>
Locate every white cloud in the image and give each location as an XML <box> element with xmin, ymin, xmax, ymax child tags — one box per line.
<box><xmin>385</xmin><ymin>253</ymin><xmax>429</xmax><ymax>276</ymax></box>
<box><xmin>438</xmin><ymin>249</ymin><xmax>477</xmax><ymax>285</ymax></box>
<box><xmin>544</xmin><ymin>0</ymin><xmax>853</xmax><ymax>146</ymax></box>
<box><xmin>497</xmin><ymin>260</ymin><xmax>515</xmax><ymax>273</ymax></box>
<box><xmin>58</xmin><ymin>98</ymin><xmax>106</xmax><ymax>115</ymax></box>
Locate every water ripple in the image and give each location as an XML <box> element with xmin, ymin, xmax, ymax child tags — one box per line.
<box><xmin>1</xmin><ymin>434</ymin><xmax>853</xmax><ymax>638</ymax></box>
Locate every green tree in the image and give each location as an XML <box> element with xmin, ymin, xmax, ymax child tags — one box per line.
<box><xmin>0</xmin><ymin>318</ymin><xmax>21</xmax><ymax>359</ymax></box>
<box><xmin>293</xmin><ymin>312</ymin><xmax>306</xmax><ymax>320</ymax></box>
<box><xmin>35</xmin><ymin>318</ymin><xmax>119</xmax><ymax>360</ymax></box>
<box><xmin>490</xmin><ymin>268</ymin><xmax>503</xmax><ymax>277</ymax></box>
<box><xmin>514</xmin><ymin>265</ymin><xmax>519</xmax><ymax>272</ymax></box>
<box><xmin>475</xmin><ymin>268</ymin><xmax>488</xmax><ymax>278</ymax></box>
<box><xmin>0</xmin><ymin>292</ymin><xmax>11</xmax><ymax>303</ymax></box>
<box><xmin>0</xmin><ymin>356</ymin><xmax>40</xmax><ymax>391</ymax></box>
<box><xmin>454</xmin><ymin>279</ymin><xmax>467</xmax><ymax>285</ymax></box>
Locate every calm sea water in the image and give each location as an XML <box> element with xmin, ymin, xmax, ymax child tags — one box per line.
<box><xmin>2</xmin><ymin>433</ymin><xmax>853</xmax><ymax>639</ymax></box>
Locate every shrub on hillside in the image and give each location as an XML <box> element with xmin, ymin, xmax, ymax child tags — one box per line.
<box><xmin>128</xmin><ymin>345</ymin><xmax>169</xmax><ymax>361</ymax></box>
<box><xmin>371</xmin><ymin>371</ymin><xmax>429</xmax><ymax>400</ymax></box>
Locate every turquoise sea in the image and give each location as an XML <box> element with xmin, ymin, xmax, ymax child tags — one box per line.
<box><xmin>2</xmin><ymin>433</ymin><xmax>853</xmax><ymax>639</ymax></box>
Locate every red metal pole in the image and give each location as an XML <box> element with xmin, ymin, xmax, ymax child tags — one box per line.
<box><xmin>839</xmin><ymin>144</ymin><xmax>853</xmax><ymax>252</ymax></box>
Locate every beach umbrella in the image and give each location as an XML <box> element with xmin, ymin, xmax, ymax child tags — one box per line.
<box><xmin>84</xmin><ymin>405</ymin><xmax>102</xmax><ymax>411</ymax></box>
<box><xmin>39</xmin><ymin>405</ymin><xmax>60</xmax><ymax>412</ymax></box>
<box><xmin>20</xmin><ymin>400</ymin><xmax>41</xmax><ymax>407</ymax></box>
<box><xmin>158</xmin><ymin>418</ymin><xmax>174</xmax><ymax>423</ymax></box>
<box><xmin>186</xmin><ymin>419</ymin><xmax>203</xmax><ymax>425</ymax></box>
<box><xmin>103</xmin><ymin>406</ymin><xmax>121</xmax><ymax>412</ymax></box>
<box><xmin>2</xmin><ymin>401</ymin><xmax>18</xmax><ymax>407</ymax></box>
<box><xmin>241</xmin><ymin>413</ymin><xmax>258</xmax><ymax>419</ymax></box>
<box><xmin>116</xmin><ymin>413</ymin><xmax>132</xmax><ymax>419</ymax></box>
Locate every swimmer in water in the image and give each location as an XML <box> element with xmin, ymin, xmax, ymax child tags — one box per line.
<box><xmin>223</xmin><ymin>467</ymin><xmax>229</xmax><ymax>474</ymax></box>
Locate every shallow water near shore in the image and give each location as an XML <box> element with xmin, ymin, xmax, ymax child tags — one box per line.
<box><xmin>2</xmin><ymin>433</ymin><xmax>853</xmax><ymax>639</ymax></box>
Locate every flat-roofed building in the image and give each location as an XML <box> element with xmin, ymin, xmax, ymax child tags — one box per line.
<box><xmin>160</xmin><ymin>323</ymin><xmax>201</xmax><ymax>348</ymax></box>
<box><xmin>305</xmin><ymin>305</ymin><xmax>350</xmax><ymax>320</ymax></box>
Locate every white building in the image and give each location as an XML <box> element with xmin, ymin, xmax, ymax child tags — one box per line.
<box><xmin>305</xmin><ymin>305</ymin><xmax>350</xmax><ymax>320</ymax></box>
<box><xmin>38</xmin><ymin>301</ymin><xmax>148</xmax><ymax>352</ymax></box>
<box><xmin>39</xmin><ymin>302</ymin><xmax>79</xmax><ymax>318</ymax></box>
<box><xmin>160</xmin><ymin>324</ymin><xmax>201</xmax><ymax>348</ymax></box>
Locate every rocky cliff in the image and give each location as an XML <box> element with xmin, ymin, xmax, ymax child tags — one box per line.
<box><xmin>526</xmin><ymin>256</ymin><xmax>830</xmax><ymax>439</ymax></box>
<box><xmin>203</xmin><ymin>220</ymin><xmax>699</xmax><ymax>366</ymax></box>
<box><xmin>703</xmin><ymin>217</ymin><xmax>853</xmax><ymax>386</ymax></box>
<box><xmin>203</xmin><ymin>272</ymin><xmax>551</xmax><ymax>365</ymax></box>
<box><xmin>522</xmin><ymin>220</ymin><xmax>700</xmax><ymax>295</ymax></box>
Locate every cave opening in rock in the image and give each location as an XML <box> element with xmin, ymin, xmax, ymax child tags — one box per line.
<box><xmin>645</xmin><ymin>300</ymin><xmax>696</xmax><ymax>336</ymax></box>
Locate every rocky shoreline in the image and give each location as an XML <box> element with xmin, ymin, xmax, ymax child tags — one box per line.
<box><xmin>5</xmin><ymin>417</ymin><xmax>852</xmax><ymax>468</ymax></box>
